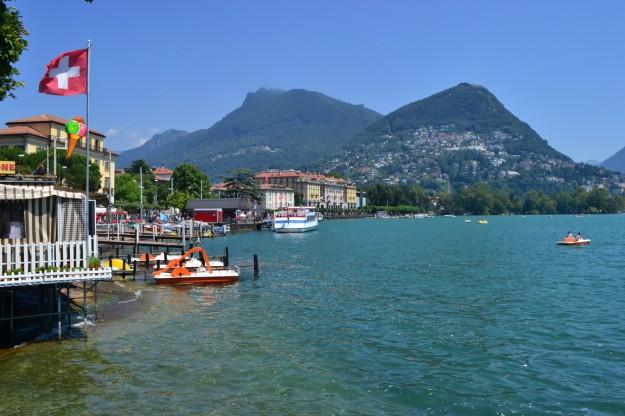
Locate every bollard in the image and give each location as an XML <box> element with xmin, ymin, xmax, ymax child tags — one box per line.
<box><xmin>145</xmin><ymin>256</ymin><xmax>149</xmax><ymax>280</ymax></box>
<box><xmin>224</xmin><ymin>247</ymin><xmax>229</xmax><ymax>268</ymax></box>
<box><xmin>253</xmin><ymin>254</ymin><xmax>259</xmax><ymax>278</ymax></box>
<box><xmin>122</xmin><ymin>258</ymin><xmax>127</xmax><ymax>279</ymax></box>
<box><xmin>156</xmin><ymin>259</ymin><xmax>160</xmax><ymax>271</ymax></box>
<box><xmin>133</xmin><ymin>260</ymin><xmax>137</xmax><ymax>280</ymax></box>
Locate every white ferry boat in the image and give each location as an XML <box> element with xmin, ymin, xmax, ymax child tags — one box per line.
<box><xmin>272</xmin><ymin>206</ymin><xmax>318</xmax><ymax>233</ymax></box>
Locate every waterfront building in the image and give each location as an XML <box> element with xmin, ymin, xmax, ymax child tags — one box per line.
<box><xmin>259</xmin><ymin>184</ymin><xmax>295</xmax><ymax>211</ymax></box>
<box><xmin>255</xmin><ymin>170</ymin><xmax>357</xmax><ymax>209</ymax></box>
<box><xmin>0</xmin><ymin>114</ymin><xmax>117</xmax><ymax>195</ymax></box>
<box><xmin>0</xmin><ymin>174</ymin><xmax>111</xmax><ymax>345</ymax></box>
<box><xmin>0</xmin><ymin>176</ymin><xmax>109</xmax><ymax>292</ymax></box>
<box><xmin>356</xmin><ymin>191</ymin><xmax>367</xmax><ymax>209</ymax></box>
<box><xmin>187</xmin><ymin>198</ymin><xmax>256</xmax><ymax>223</ymax></box>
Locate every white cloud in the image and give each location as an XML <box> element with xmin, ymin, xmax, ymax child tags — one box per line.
<box><xmin>105</xmin><ymin>128</ymin><xmax>120</xmax><ymax>136</ymax></box>
<box><xmin>138</xmin><ymin>138</ymin><xmax>148</xmax><ymax>146</ymax></box>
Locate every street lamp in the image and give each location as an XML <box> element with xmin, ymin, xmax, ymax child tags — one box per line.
<box><xmin>139</xmin><ymin>166</ymin><xmax>144</xmax><ymax>222</ymax></box>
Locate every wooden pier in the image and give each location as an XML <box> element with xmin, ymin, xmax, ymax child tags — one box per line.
<box><xmin>98</xmin><ymin>238</ymin><xmax>184</xmax><ymax>250</ymax></box>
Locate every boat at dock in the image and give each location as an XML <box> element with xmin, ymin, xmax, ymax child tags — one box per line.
<box><xmin>212</xmin><ymin>224</ymin><xmax>230</xmax><ymax>235</ymax></box>
<box><xmin>152</xmin><ymin>247</ymin><xmax>240</xmax><ymax>285</ymax></box>
<box><xmin>272</xmin><ymin>206</ymin><xmax>318</xmax><ymax>233</ymax></box>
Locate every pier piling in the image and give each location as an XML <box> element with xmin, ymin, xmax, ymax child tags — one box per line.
<box><xmin>83</xmin><ymin>281</ymin><xmax>87</xmax><ymax>335</ymax></box>
<box><xmin>253</xmin><ymin>254</ymin><xmax>259</xmax><ymax>278</ymax></box>
<box><xmin>56</xmin><ymin>284</ymin><xmax>61</xmax><ymax>340</ymax></box>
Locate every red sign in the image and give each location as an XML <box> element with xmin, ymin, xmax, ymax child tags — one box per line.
<box><xmin>0</xmin><ymin>161</ymin><xmax>16</xmax><ymax>175</ymax></box>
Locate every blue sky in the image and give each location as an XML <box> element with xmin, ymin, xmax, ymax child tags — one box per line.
<box><xmin>2</xmin><ymin>0</ymin><xmax>625</xmax><ymax>161</ymax></box>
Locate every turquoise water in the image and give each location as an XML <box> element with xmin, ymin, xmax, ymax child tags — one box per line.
<box><xmin>2</xmin><ymin>216</ymin><xmax>625</xmax><ymax>415</ymax></box>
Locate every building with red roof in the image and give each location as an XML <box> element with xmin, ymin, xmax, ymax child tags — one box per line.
<box><xmin>255</xmin><ymin>169</ymin><xmax>357</xmax><ymax>209</ymax></box>
<box><xmin>0</xmin><ymin>114</ymin><xmax>117</xmax><ymax>195</ymax></box>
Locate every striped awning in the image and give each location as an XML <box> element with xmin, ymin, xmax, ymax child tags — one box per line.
<box><xmin>0</xmin><ymin>184</ymin><xmax>84</xmax><ymax>201</ymax></box>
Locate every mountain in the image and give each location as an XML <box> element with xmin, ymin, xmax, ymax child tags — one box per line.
<box><xmin>325</xmin><ymin>83</ymin><xmax>620</xmax><ymax>192</ymax></box>
<box><xmin>601</xmin><ymin>146</ymin><xmax>625</xmax><ymax>173</ymax></box>
<box><xmin>117</xmin><ymin>129</ymin><xmax>188</xmax><ymax>167</ymax></box>
<box><xmin>117</xmin><ymin>89</ymin><xmax>381</xmax><ymax>179</ymax></box>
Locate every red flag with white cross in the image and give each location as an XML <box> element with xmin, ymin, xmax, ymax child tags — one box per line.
<box><xmin>39</xmin><ymin>48</ymin><xmax>88</xmax><ymax>95</ymax></box>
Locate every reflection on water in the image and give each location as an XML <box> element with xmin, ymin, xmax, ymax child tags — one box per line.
<box><xmin>2</xmin><ymin>216</ymin><xmax>625</xmax><ymax>415</ymax></box>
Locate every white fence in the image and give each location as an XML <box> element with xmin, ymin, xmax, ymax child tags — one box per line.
<box><xmin>0</xmin><ymin>268</ymin><xmax>111</xmax><ymax>287</ymax></box>
<box><xmin>0</xmin><ymin>235</ymin><xmax>111</xmax><ymax>287</ymax></box>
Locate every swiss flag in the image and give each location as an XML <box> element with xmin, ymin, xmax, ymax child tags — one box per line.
<box><xmin>39</xmin><ymin>48</ymin><xmax>88</xmax><ymax>96</ymax></box>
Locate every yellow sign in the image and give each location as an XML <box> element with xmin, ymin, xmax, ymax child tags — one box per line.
<box><xmin>0</xmin><ymin>161</ymin><xmax>16</xmax><ymax>175</ymax></box>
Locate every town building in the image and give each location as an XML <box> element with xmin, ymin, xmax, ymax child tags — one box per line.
<box><xmin>152</xmin><ymin>166</ymin><xmax>173</xmax><ymax>182</ymax></box>
<box><xmin>187</xmin><ymin>198</ymin><xmax>256</xmax><ymax>223</ymax></box>
<box><xmin>0</xmin><ymin>114</ymin><xmax>117</xmax><ymax>195</ymax></box>
<box><xmin>0</xmin><ymin>173</ymin><xmax>111</xmax><ymax>345</ymax></box>
<box><xmin>0</xmin><ymin>175</ymin><xmax>110</xmax><ymax>283</ymax></box>
<box><xmin>259</xmin><ymin>184</ymin><xmax>295</xmax><ymax>211</ymax></box>
<box><xmin>356</xmin><ymin>191</ymin><xmax>367</xmax><ymax>209</ymax></box>
<box><xmin>255</xmin><ymin>170</ymin><xmax>358</xmax><ymax>209</ymax></box>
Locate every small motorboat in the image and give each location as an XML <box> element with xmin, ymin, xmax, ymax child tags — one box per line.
<box><xmin>464</xmin><ymin>219</ymin><xmax>471</xmax><ymax>223</ymax></box>
<box><xmin>557</xmin><ymin>237</ymin><xmax>591</xmax><ymax>246</ymax></box>
<box><xmin>477</xmin><ymin>219</ymin><xmax>488</xmax><ymax>224</ymax></box>
<box><xmin>152</xmin><ymin>246</ymin><xmax>239</xmax><ymax>285</ymax></box>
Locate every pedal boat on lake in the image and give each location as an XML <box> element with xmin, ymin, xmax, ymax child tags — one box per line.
<box><xmin>152</xmin><ymin>247</ymin><xmax>240</xmax><ymax>285</ymax></box>
<box><xmin>557</xmin><ymin>237</ymin><xmax>591</xmax><ymax>246</ymax></box>
<box><xmin>272</xmin><ymin>206</ymin><xmax>318</xmax><ymax>233</ymax></box>
<box><xmin>477</xmin><ymin>219</ymin><xmax>488</xmax><ymax>224</ymax></box>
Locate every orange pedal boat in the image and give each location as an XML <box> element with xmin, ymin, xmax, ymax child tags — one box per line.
<box><xmin>152</xmin><ymin>246</ymin><xmax>240</xmax><ymax>285</ymax></box>
<box><xmin>557</xmin><ymin>237</ymin><xmax>591</xmax><ymax>246</ymax></box>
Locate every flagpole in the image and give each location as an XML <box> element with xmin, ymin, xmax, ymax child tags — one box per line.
<box><xmin>85</xmin><ymin>39</ymin><xmax>91</xmax><ymax>261</ymax></box>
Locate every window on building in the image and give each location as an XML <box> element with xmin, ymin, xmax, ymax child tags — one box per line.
<box><xmin>0</xmin><ymin>201</ymin><xmax>25</xmax><ymax>239</ymax></box>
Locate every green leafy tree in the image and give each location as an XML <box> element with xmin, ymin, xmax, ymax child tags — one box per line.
<box><xmin>172</xmin><ymin>163</ymin><xmax>209</xmax><ymax>198</ymax></box>
<box><xmin>167</xmin><ymin>191</ymin><xmax>191</xmax><ymax>211</ymax></box>
<box><xmin>115</xmin><ymin>173</ymin><xmax>141</xmax><ymax>203</ymax></box>
<box><xmin>0</xmin><ymin>0</ymin><xmax>28</xmax><ymax>101</ymax></box>
<box><xmin>127</xmin><ymin>159</ymin><xmax>154</xmax><ymax>179</ymax></box>
<box><xmin>222</xmin><ymin>168</ymin><xmax>259</xmax><ymax>201</ymax></box>
<box><xmin>57</xmin><ymin>150</ymin><xmax>100</xmax><ymax>192</ymax></box>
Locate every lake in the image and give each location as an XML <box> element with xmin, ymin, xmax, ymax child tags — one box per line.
<box><xmin>1</xmin><ymin>215</ymin><xmax>625</xmax><ymax>415</ymax></box>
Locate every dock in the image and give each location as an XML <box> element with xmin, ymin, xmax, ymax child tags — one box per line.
<box><xmin>98</xmin><ymin>238</ymin><xmax>184</xmax><ymax>250</ymax></box>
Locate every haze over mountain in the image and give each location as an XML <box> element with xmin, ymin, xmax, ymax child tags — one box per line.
<box><xmin>117</xmin><ymin>89</ymin><xmax>381</xmax><ymax>179</ymax></box>
<box><xmin>601</xmin><ymin>146</ymin><xmax>625</xmax><ymax>173</ymax></box>
<box><xmin>117</xmin><ymin>129</ymin><xmax>188</xmax><ymax>165</ymax></box>
<box><xmin>323</xmin><ymin>83</ymin><xmax>620</xmax><ymax>192</ymax></box>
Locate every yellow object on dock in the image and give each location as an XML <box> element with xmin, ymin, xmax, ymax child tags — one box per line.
<box><xmin>103</xmin><ymin>258</ymin><xmax>132</xmax><ymax>271</ymax></box>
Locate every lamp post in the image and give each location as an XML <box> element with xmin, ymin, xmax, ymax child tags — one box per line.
<box><xmin>200</xmin><ymin>180</ymin><xmax>203</xmax><ymax>199</ymax></box>
<box><xmin>139</xmin><ymin>166</ymin><xmax>144</xmax><ymax>222</ymax></box>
